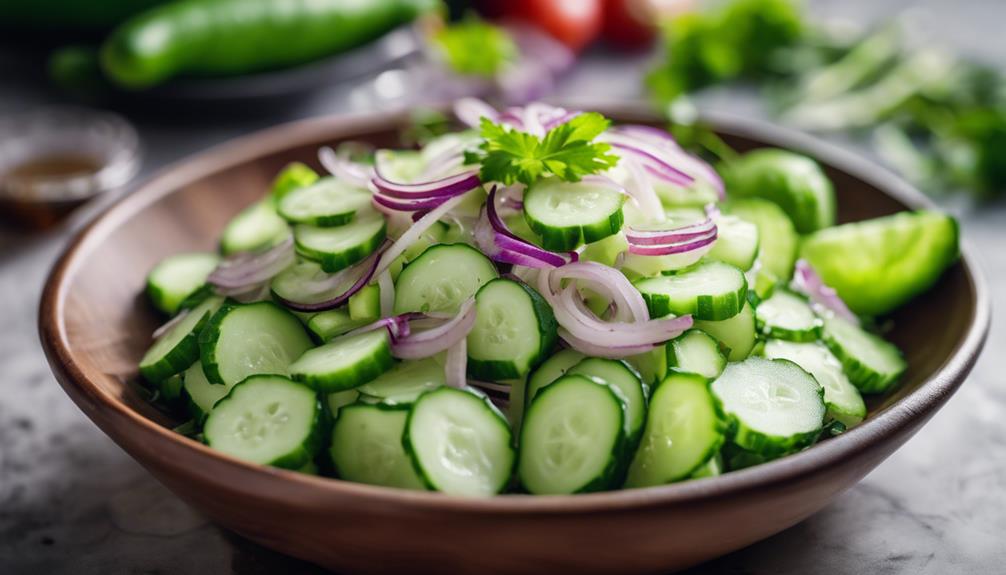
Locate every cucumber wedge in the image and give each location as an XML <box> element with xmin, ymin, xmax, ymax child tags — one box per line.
<box><xmin>146</xmin><ymin>252</ymin><xmax>220</xmax><ymax>316</ymax></box>
<box><xmin>726</xmin><ymin>197</ymin><xmax>798</xmax><ymax>281</ymax></box>
<box><xmin>635</xmin><ymin>260</ymin><xmax>747</xmax><ymax>321</ymax></box>
<box><xmin>800</xmin><ymin>210</ymin><xmax>959</xmax><ymax>316</ymax></box>
<box><xmin>694</xmin><ymin>301</ymin><xmax>758</xmax><ymax>362</ymax></box>
<box><xmin>330</xmin><ymin>403</ymin><xmax>427</xmax><ymax>490</ymax></box>
<box><xmin>393</xmin><ymin>243</ymin><xmax>498</xmax><ymax>315</ymax></box>
<box><xmin>466</xmin><ymin>279</ymin><xmax>557</xmax><ymax>380</ymax></box>
<box><xmin>821</xmin><ymin>315</ymin><xmax>907</xmax><ymax>394</ymax></box>
<box><xmin>139</xmin><ymin>296</ymin><xmax>224</xmax><ymax>383</ymax></box>
<box><xmin>755</xmin><ymin>290</ymin><xmax>821</xmax><ymax>342</ymax></box>
<box><xmin>523</xmin><ymin>178</ymin><xmax>625</xmax><ymax>251</ymax></box>
<box><xmin>278</xmin><ymin>178</ymin><xmax>372</xmax><ymax>227</ymax></box>
<box><xmin>763</xmin><ymin>339</ymin><xmax>866</xmax><ymax>427</ymax></box>
<box><xmin>294</xmin><ymin>210</ymin><xmax>387</xmax><ymax>273</ymax></box>
<box><xmin>666</xmin><ymin>329</ymin><xmax>727</xmax><ymax>379</ymax></box>
<box><xmin>289</xmin><ymin>330</ymin><xmax>394</xmax><ymax>392</ymax></box>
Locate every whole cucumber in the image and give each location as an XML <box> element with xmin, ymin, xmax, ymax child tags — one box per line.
<box><xmin>101</xmin><ymin>0</ymin><xmax>439</xmax><ymax>89</ymax></box>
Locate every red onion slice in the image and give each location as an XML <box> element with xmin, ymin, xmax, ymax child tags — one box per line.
<box><xmin>272</xmin><ymin>247</ymin><xmax>383</xmax><ymax>312</ymax></box>
<box><xmin>372</xmin><ymin>193</ymin><xmax>453</xmax><ymax>212</ymax></box>
<box><xmin>208</xmin><ymin>236</ymin><xmax>295</xmax><ymax>290</ymax></box>
<box><xmin>626</xmin><ymin>230</ymin><xmax>718</xmax><ymax>256</ymax></box>
<box><xmin>544</xmin><ymin>261</ymin><xmax>649</xmax><ymax>323</ymax></box>
<box><xmin>792</xmin><ymin>259</ymin><xmax>860</xmax><ymax>325</ymax></box>
<box><xmin>375</xmin><ymin>190</ymin><xmax>474</xmax><ymax>277</ymax></box>
<box><xmin>626</xmin><ymin>217</ymin><xmax>716</xmax><ymax>246</ymax></box>
<box><xmin>152</xmin><ymin>309</ymin><xmax>190</xmax><ymax>339</ymax></box>
<box><xmin>620</xmin><ymin>155</ymin><xmax>665</xmax><ymax>223</ymax></box>
<box><xmin>391</xmin><ymin>298</ymin><xmax>477</xmax><ymax>360</ymax></box>
<box><xmin>557</xmin><ymin>329</ymin><xmax>661</xmax><ymax>359</ymax></box>
<box><xmin>377</xmin><ymin>270</ymin><xmax>394</xmax><ymax>318</ymax></box>
<box><xmin>475</xmin><ymin>186</ymin><xmax>574</xmax><ymax>269</ymax></box>
<box><xmin>454</xmin><ymin>98</ymin><xmax>499</xmax><ymax>129</ymax></box>
<box><xmin>318</xmin><ymin>146</ymin><xmax>373</xmax><ymax>188</ymax></box>
<box><xmin>346</xmin><ymin>314</ymin><xmax>414</xmax><ymax>341</ymax></box>
<box><xmin>445</xmin><ymin>338</ymin><xmax>468</xmax><ymax>389</ymax></box>
<box><xmin>602</xmin><ymin>133</ymin><xmax>695</xmax><ymax>188</ymax></box>
<box><xmin>372</xmin><ymin>151</ymin><xmax>480</xmax><ymax>200</ymax></box>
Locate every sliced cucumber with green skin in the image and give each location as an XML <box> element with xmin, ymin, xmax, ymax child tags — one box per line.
<box><xmin>666</xmin><ymin>329</ymin><xmax>727</xmax><ymax>380</ymax></box>
<box><xmin>821</xmin><ymin>315</ymin><xmax>906</xmax><ymax>394</ymax></box>
<box><xmin>348</xmin><ymin>284</ymin><xmax>381</xmax><ymax>320</ymax></box>
<box><xmin>525</xmin><ymin>348</ymin><xmax>585</xmax><ymax>404</ymax></box>
<box><xmin>523</xmin><ymin>178</ymin><xmax>625</xmax><ymax>251</ymax></box>
<box><xmin>306</xmin><ymin>309</ymin><xmax>372</xmax><ymax>342</ymax></box>
<box><xmin>356</xmin><ymin>358</ymin><xmax>444</xmax><ymax>405</ymax></box>
<box><xmin>711</xmin><ymin>357</ymin><xmax>826</xmax><ymax>457</ymax></box>
<box><xmin>387</xmin><ymin>221</ymin><xmax>449</xmax><ymax>282</ymax></box>
<box><xmin>635</xmin><ymin>260</ymin><xmax>747</xmax><ymax>321</ymax></box>
<box><xmin>220</xmin><ymin>201</ymin><xmax>291</xmax><ymax>256</ymax></box>
<box><xmin>204</xmin><ymin>375</ymin><xmax>321</xmax><ymax>469</ymax></box>
<box><xmin>568</xmin><ymin>358</ymin><xmax>646</xmax><ymax>444</ymax></box>
<box><xmin>404</xmin><ymin>387</ymin><xmax>514</xmax><ymax>497</ymax></box>
<box><xmin>198</xmin><ymin>301</ymin><xmax>314</xmax><ymax>387</ymax></box>
<box><xmin>707</xmin><ymin>215</ymin><xmax>759</xmax><ymax>271</ymax></box>
<box><xmin>330</xmin><ymin>403</ymin><xmax>427</xmax><ymax>490</ymax></box>
<box><xmin>271</xmin><ymin>259</ymin><xmax>354</xmax><ymax>307</ymax></box>
<box><xmin>694</xmin><ymin>301</ymin><xmax>758</xmax><ymax>362</ymax></box>
<box><xmin>466</xmin><ymin>279</ymin><xmax>557</xmax><ymax>381</ymax></box>
<box><xmin>626</xmin><ymin>345</ymin><xmax>667</xmax><ymax>387</ymax></box>
<box><xmin>721</xmin><ymin>442</ymin><xmax>768</xmax><ymax>471</ymax></box>
<box><xmin>689</xmin><ymin>453</ymin><xmax>723</xmax><ymax>479</ymax></box>
<box><xmin>153</xmin><ymin>373</ymin><xmax>185</xmax><ymax>413</ymax></box>
<box><xmin>800</xmin><ymin>210</ymin><xmax>959</xmax><ymax>316</ymax></box>
<box><xmin>519</xmin><ymin>375</ymin><xmax>625</xmax><ymax>494</ymax></box>
<box><xmin>294</xmin><ymin>210</ymin><xmax>387</xmax><ymax>273</ymax></box>
<box><xmin>393</xmin><ymin>243</ymin><xmax>499</xmax><ymax>315</ymax></box>
<box><xmin>146</xmin><ymin>252</ymin><xmax>220</xmax><ymax>316</ymax></box>
<box><xmin>625</xmin><ymin>372</ymin><xmax>725</xmax><ymax>488</ymax></box>
<box><xmin>139</xmin><ymin>296</ymin><xmax>224</xmax><ymax>383</ymax></box>
<box><xmin>268</xmin><ymin>162</ymin><xmax>319</xmax><ymax>202</ymax></box>
<box><xmin>722</xmin><ymin>148</ymin><xmax>836</xmax><ymax>233</ymax></box>
<box><xmin>289</xmin><ymin>330</ymin><xmax>394</xmax><ymax>393</ymax></box>
<box><xmin>763</xmin><ymin>340</ymin><xmax>866</xmax><ymax>427</ymax></box>
<box><xmin>508</xmin><ymin>376</ymin><xmax>529</xmax><ymax>430</ymax></box>
<box><xmin>755</xmin><ymin>290</ymin><xmax>821</xmax><ymax>342</ymax></box>
<box><xmin>726</xmin><ymin>198</ymin><xmax>798</xmax><ymax>282</ymax></box>
<box><xmin>182</xmin><ymin>360</ymin><xmax>231</xmax><ymax>424</ymax></box>
<box><xmin>325</xmin><ymin>389</ymin><xmax>360</xmax><ymax>418</ymax></box>
<box><xmin>277</xmin><ymin>178</ymin><xmax>372</xmax><ymax>227</ymax></box>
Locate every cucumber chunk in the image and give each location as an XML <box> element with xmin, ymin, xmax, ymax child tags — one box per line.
<box><xmin>294</xmin><ymin>210</ymin><xmax>387</xmax><ymax>273</ymax></box>
<box><xmin>821</xmin><ymin>315</ymin><xmax>906</xmax><ymax>394</ymax></box>
<box><xmin>723</xmin><ymin>149</ymin><xmax>836</xmax><ymax>233</ymax></box>
<box><xmin>220</xmin><ymin>201</ymin><xmax>290</xmax><ymax>256</ymax></box>
<box><xmin>635</xmin><ymin>260</ymin><xmax>747</xmax><ymax>321</ymax></box>
<box><xmin>330</xmin><ymin>403</ymin><xmax>427</xmax><ymax>490</ymax></box>
<box><xmin>404</xmin><ymin>387</ymin><xmax>514</xmax><ymax>496</ymax></box>
<box><xmin>289</xmin><ymin>330</ymin><xmax>394</xmax><ymax>392</ymax></box>
<box><xmin>525</xmin><ymin>348</ymin><xmax>585</xmax><ymax>404</ymax></box>
<box><xmin>466</xmin><ymin>279</ymin><xmax>557</xmax><ymax>380</ymax></box>
<box><xmin>763</xmin><ymin>340</ymin><xmax>866</xmax><ymax>427</ymax></box>
<box><xmin>625</xmin><ymin>372</ymin><xmax>725</xmax><ymax>487</ymax></box>
<box><xmin>626</xmin><ymin>345</ymin><xmax>668</xmax><ymax>387</ymax></box>
<box><xmin>755</xmin><ymin>290</ymin><xmax>821</xmax><ymax>342</ymax></box>
<box><xmin>666</xmin><ymin>329</ymin><xmax>727</xmax><ymax>379</ymax></box>
<box><xmin>146</xmin><ymin>252</ymin><xmax>220</xmax><ymax>316</ymax></box>
<box><xmin>356</xmin><ymin>358</ymin><xmax>445</xmax><ymax>405</ymax></box>
<box><xmin>694</xmin><ymin>301</ymin><xmax>758</xmax><ymax>362</ymax></box>
<box><xmin>348</xmin><ymin>284</ymin><xmax>381</xmax><ymax>321</ymax></box>
<box><xmin>204</xmin><ymin>375</ymin><xmax>321</xmax><ymax>469</ymax></box>
<box><xmin>306</xmin><ymin>309</ymin><xmax>372</xmax><ymax>342</ymax></box>
<box><xmin>269</xmin><ymin>162</ymin><xmax>319</xmax><ymax>202</ymax></box>
<box><xmin>707</xmin><ymin>215</ymin><xmax>759</xmax><ymax>271</ymax></box>
<box><xmin>519</xmin><ymin>375</ymin><xmax>624</xmax><ymax>494</ymax></box>
<box><xmin>523</xmin><ymin>178</ymin><xmax>624</xmax><ymax>251</ymax></box>
<box><xmin>568</xmin><ymin>358</ymin><xmax>646</xmax><ymax>444</ymax></box>
<box><xmin>139</xmin><ymin>296</ymin><xmax>224</xmax><ymax>383</ymax></box>
<box><xmin>278</xmin><ymin>178</ymin><xmax>372</xmax><ymax>227</ymax></box>
<box><xmin>726</xmin><ymin>197</ymin><xmax>798</xmax><ymax>281</ymax></box>
<box><xmin>393</xmin><ymin>243</ymin><xmax>498</xmax><ymax>315</ymax></box>
<box><xmin>799</xmin><ymin>210</ymin><xmax>959</xmax><ymax>316</ymax></box>
<box><xmin>198</xmin><ymin>301</ymin><xmax>314</xmax><ymax>386</ymax></box>
<box><xmin>711</xmin><ymin>357</ymin><xmax>826</xmax><ymax>457</ymax></box>
<box><xmin>182</xmin><ymin>361</ymin><xmax>230</xmax><ymax>424</ymax></box>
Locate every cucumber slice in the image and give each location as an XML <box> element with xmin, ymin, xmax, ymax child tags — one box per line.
<box><xmin>799</xmin><ymin>210</ymin><xmax>959</xmax><ymax>316</ymax></box>
<box><xmin>306</xmin><ymin>309</ymin><xmax>372</xmax><ymax>342</ymax></box>
<box><xmin>580</xmin><ymin>232</ymin><xmax>628</xmax><ymax>268</ymax></box>
<box><xmin>294</xmin><ymin>210</ymin><xmax>387</xmax><ymax>273</ymax></box>
<box><xmin>519</xmin><ymin>375</ymin><xmax>625</xmax><ymax>494</ymax></box>
<box><xmin>726</xmin><ymin>197</ymin><xmax>798</xmax><ymax>281</ymax></box>
<box><xmin>508</xmin><ymin>376</ymin><xmax>529</xmax><ymax>430</ymax></box>
<box><xmin>277</xmin><ymin>178</ymin><xmax>372</xmax><ymax>227</ymax></box>
<box><xmin>268</xmin><ymin>162</ymin><xmax>319</xmax><ymax>202</ymax></box>
<box><xmin>393</xmin><ymin>243</ymin><xmax>499</xmax><ymax>315</ymax></box>
<box><xmin>146</xmin><ymin>252</ymin><xmax>220</xmax><ymax>316</ymax></box>
<box><xmin>625</xmin><ymin>372</ymin><xmax>725</xmax><ymax>487</ymax></box>
<box><xmin>711</xmin><ymin>357</ymin><xmax>826</xmax><ymax>457</ymax></box>
<box><xmin>139</xmin><ymin>296</ymin><xmax>224</xmax><ymax>383</ymax></box>
<box><xmin>525</xmin><ymin>348</ymin><xmax>585</xmax><ymax>404</ymax></box>
<box><xmin>567</xmin><ymin>358</ymin><xmax>646</xmax><ymax>444</ymax></box>
<box><xmin>755</xmin><ymin>290</ymin><xmax>821</xmax><ymax>342</ymax></box>
<box><xmin>325</xmin><ymin>389</ymin><xmax>360</xmax><ymax>418</ymax></box>
<box><xmin>356</xmin><ymin>358</ymin><xmax>445</xmax><ymax>405</ymax></box>
<box><xmin>694</xmin><ymin>301</ymin><xmax>757</xmax><ymax>362</ymax></box>
<box><xmin>523</xmin><ymin>178</ymin><xmax>624</xmax><ymax>251</ymax></box>
<box><xmin>466</xmin><ymin>279</ymin><xmax>557</xmax><ymax>380</ymax></box>
<box><xmin>723</xmin><ymin>149</ymin><xmax>836</xmax><ymax>233</ymax></box>
<box><xmin>707</xmin><ymin>215</ymin><xmax>759</xmax><ymax>271</ymax></box>
<box><xmin>289</xmin><ymin>330</ymin><xmax>394</xmax><ymax>392</ymax></box>
<box><xmin>404</xmin><ymin>387</ymin><xmax>514</xmax><ymax>496</ymax></box>
<box><xmin>198</xmin><ymin>301</ymin><xmax>314</xmax><ymax>387</ymax></box>
<box><xmin>666</xmin><ymin>329</ymin><xmax>727</xmax><ymax>379</ymax></box>
<box><xmin>204</xmin><ymin>375</ymin><xmax>321</xmax><ymax>469</ymax></box>
<box><xmin>152</xmin><ymin>373</ymin><xmax>185</xmax><ymax>413</ymax></box>
<box><xmin>220</xmin><ymin>201</ymin><xmax>290</xmax><ymax>256</ymax></box>
<box><xmin>182</xmin><ymin>361</ymin><xmax>231</xmax><ymax>424</ymax></box>
<box><xmin>270</xmin><ymin>259</ymin><xmax>354</xmax><ymax>307</ymax></box>
<box><xmin>821</xmin><ymin>315</ymin><xmax>906</xmax><ymax>394</ymax></box>
<box><xmin>348</xmin><ymin>284</ymin><xmax>381</xmax><ymax>321</ymax></box>
<box><xmin>721</xmin><ymin>442</ymin><xmax>768</xmax><ymax>471</ymax></box>
<box><xmin>635</xmin><ymin>260</ymin><xmax>747</xmax><ymax>321</ymax></box>
<box><xmin>689</xmin><ymin>453</ymin><xmax>723</xmax><ymax>479</ymax></box>
<box><xmin>330</xmin><ymin>403</ymin><xmax>427</xmax><ymax>490</ymax></box>
<box><xmin>763</xmin><ymin>340</ymin><xmax>866</xmax><ymax>427</ymax></box>
<box><xmin>386</xmin><ymin>221</ymin><xmax>449</xmax><ymax>282</ymax></box>
<box><xmin>626</xmin><ymin>345</ymin><xmax>668</xmax><ymax>387</ymax></box>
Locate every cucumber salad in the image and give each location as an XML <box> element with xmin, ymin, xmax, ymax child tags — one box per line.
<box><xmin>138</xmin><ymin>99</ymin><xmax>959</xmax><ymax>496</ymax></box>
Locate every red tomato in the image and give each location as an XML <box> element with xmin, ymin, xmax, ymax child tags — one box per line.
<box><xmin>508</xmin><ymin>0</ymin><xmax>604</xmax><ymax>53</ymax></box>
<box><xmin>602</xmin><ymin>0</ymin><xmax>656</xmax><ymax>50</ymax></box>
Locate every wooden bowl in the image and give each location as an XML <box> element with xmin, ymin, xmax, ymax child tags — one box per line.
<box><xmin>39</xmin><ymin>107</ymin><xmax>990</xmax><ymax>574</ymax></box>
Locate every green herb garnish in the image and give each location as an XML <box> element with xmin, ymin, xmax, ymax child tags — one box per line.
<box><xmin>433</xmin><ymin>19</ymin><xmax>518</xmax><ymax>78</ymax></box>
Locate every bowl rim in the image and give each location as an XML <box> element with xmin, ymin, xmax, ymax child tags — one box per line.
<box><xmin>39</xmin><ymin>104</ymin><xmax>991</xmax><ymax>513</ymax></box>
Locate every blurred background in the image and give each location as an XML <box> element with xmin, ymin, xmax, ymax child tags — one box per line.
<box><xmin>2</xmin><ymin>0</ymin><xmax>1004</xmax><ymax>573</ymax></box>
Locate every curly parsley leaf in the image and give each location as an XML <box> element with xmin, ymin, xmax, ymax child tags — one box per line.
<box><xmin>466</xmin><ymin>112</ymin><xmax>620</xmax><ymax>186</ymax></box>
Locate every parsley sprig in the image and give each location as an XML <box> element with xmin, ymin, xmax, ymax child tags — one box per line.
<box><xmin>465</xmin><ymin>113</ymin><xmax>620</xmax><ymax>187</ymax></box>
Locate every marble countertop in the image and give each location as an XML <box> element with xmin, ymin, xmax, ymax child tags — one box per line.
<box><xmin>2</xmin><ymin>1</ymin><xmax>1004</xmax><ymax>573</ymax></box>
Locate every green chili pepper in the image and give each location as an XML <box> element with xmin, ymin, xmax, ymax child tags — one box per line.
<box><xmin>100</xmin><ymin>0</ymin><xmax>440</xmax><ymax>89</ymax></box>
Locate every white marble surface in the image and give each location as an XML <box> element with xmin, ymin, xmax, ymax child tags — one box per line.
<box><xmin>2</xmin><ymin>1</ymin><xmax>1005</xmax><ymax>573</ymax></box>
